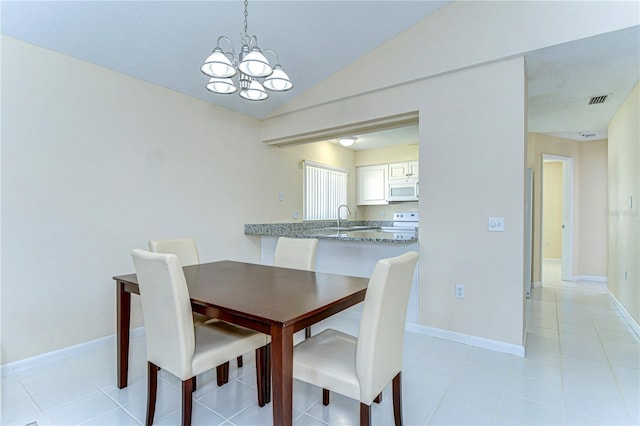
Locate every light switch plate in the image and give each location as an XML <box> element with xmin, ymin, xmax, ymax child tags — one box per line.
<box><xmin>488</xmin><ymin>217</ymin><xmax>505</xmax><ymax>232</ymax></box>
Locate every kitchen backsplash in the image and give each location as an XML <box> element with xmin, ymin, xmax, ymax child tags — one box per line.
<box><xmin>359</xmin><ymin>201</ymin><xmax>419</xmax><ymax>221</ymax></box>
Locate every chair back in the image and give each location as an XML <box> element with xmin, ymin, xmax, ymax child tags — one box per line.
<box><xmin>131</xmin><ymin>249</ymin><xmax>195</xmax><ymax>379</ymax></box>
<box><xmin>148</xmin><ymin>237</ymin><xmax>200</xmax><ymax>266</ymax></box>
<box><xmin>274</xmin><ymin>237</ymin><xmax>319</xmax><ymax>271</ymax></box>
<box><xmin>356</xmin><ymin>251</ymin><xmax>418</xmax><ymax>403</ymax></box>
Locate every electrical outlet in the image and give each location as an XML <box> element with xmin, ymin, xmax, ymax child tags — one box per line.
<box><xmin>455</xmin><ymin>284</ymin><xmax>465</xmax><ymax>299</ymax></box>
<box><xmin>278</xmin><ymin>192</ymin><xmax>284</xmax><ymax>202</ymax></box>
<box><xmin>488</xmin><ymin>217</ymin><xmax>505</xmax><ymax>232</ymax></box>
<box><xmin>293</xmin><ymin>210</ymin><xmax>299</xmax><ymax>219</ymax></box>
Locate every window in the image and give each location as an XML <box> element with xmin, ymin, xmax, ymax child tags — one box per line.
<box><xmin>303</xmin><ymin>161</ymin><xmax>348</xmax><ymax>221</ymax></box>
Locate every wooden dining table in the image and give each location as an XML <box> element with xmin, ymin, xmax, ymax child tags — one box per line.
<box><xmin>113</xmin><ymin>260</ymin><xmax>368</xmax><ymax>426</ymax></box>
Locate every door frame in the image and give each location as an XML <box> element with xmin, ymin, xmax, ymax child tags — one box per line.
<box><xmin>541</xmin><ymin>154</ymin><xmax>574</xmax><ymax>282</ymax></box>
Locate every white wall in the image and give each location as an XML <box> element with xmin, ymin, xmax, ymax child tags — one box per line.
<box><xmin>250</xmin><ymin>141</ymin><xmax>357</xmax><ymax>223</ymax></box>
<box><xmin>260</xmin><ymin>1</ymin><xmax>638</xmax><ymax>349</ymax></box>
<box><xmin>0</xmin><ymin>37</ymin><xmax>357</xmax><ymax>364</ymax></box>
<box><xmin>263</xmin><ymin>55</ymin><xmax>528</xmax><ymax>347</ymax></box>
<box><xmin>578</xmin><ymin>140</ymin><xmax>608</xmax><ymax>278</ymax></box>
<box><xmin>420</xmin><ymin>58</ymin><xmax>526</xmax><ymax>346</ymax></box>
<box><xmin>265</xmin><ymin>1</ymin><xmax>639</xmax><ymax>122</ymax></box>
<box><xmin>0</xmin><ymin>37</ymin><xmax>253</xmax><ymax>363</ymax></box>
<box><xmin>543</xmin><ymin>162</ymin><xmax>563</xmax><ymax>259</ymax></box>
<box><xmin>608</xmin><ymin>81</ymin><xmax>640</xmax><ymax>324</ymax></box>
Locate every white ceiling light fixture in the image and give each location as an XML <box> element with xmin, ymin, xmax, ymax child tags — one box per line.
<box><xmin>201</xmin><ymin>0</ymin><xmax>293</xmax><ymax>101</ymax></box>
<box><xmin>338</xmin><ymin>137</ymin><xmax>357</xmax><ymax>147</ymax></box>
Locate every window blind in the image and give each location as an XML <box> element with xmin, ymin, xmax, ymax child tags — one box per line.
<box><xmin>303</xmin><ymin>161</ymin><xmax>348</xmax><ymax>221</ymax></box>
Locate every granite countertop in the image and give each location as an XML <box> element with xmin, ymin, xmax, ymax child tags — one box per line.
<box><xmin>244</xmin><ymin>221</ymin><xmax>417</xmax><ymax>244</ymax></box>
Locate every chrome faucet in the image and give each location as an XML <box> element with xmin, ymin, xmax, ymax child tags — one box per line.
<box><xmin>337</xmin><ymin>204</ymin><xmax>351</xmax><ymax>228</ymax></box>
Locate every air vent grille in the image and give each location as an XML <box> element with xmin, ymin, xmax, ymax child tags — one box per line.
<box><xmin>580</xmin><ymin>132</ymin><xmax>597</xmax><ymax>138</ymax></box>
<box><xmin>588</xmin><ymin>95</ymin><xmax>609</xmax><ymax>105</ymax></box>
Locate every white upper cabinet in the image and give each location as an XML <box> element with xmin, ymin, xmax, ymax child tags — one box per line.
<box><xmin>357</xmin><ymin>164</ymin><xmax>389</xmax><ymax>205</ymax></box>
<box><xmin>389</xmin><ymin>161</ymin><xmax>419</xmax><ymax>180</ymax></box>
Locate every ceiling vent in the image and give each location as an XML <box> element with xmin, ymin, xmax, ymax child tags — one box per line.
<box><xmin>588</xmin><ymin>94</ymin><xmax>609</xmax><ymax>105</ymax></box>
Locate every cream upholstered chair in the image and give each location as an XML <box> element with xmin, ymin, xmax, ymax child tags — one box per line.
<box><xmin>293</xmin><ymin>251</ymin><xmax>419</xmax><ymax>426</ymax></box>
<box><xmin>148</xmin><ymin>237</ymin><xmax>246</xmax><ymax>370</ymax></box>
<box><xmin>148</xmin><ymin>238</ymin><xmax>209</xmax><ymax>324</ymax></box>
<box><xmin>148</xmin><ymin>237</ymin><xmax>200</xmax><ymax>266</ymax></box>
<box><xmin>273</xmin><ymin>237</ymin><xmax>319</xmax><ymax>338</ymax></box>
<box><xmin>274</xmin><ymin>237</ymin><xmax>319</xmax><ymax>272</ymax></box>
<box><xmin>131</xmin><ymin>249</ymin><xmax>270</xmax><ymax>426</ymax></box>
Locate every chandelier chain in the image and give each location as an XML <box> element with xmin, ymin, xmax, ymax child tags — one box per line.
<box><xmin>242</xmin><ymin>0</ymin><xmax>249</xmax><ymax>45</ymax></box>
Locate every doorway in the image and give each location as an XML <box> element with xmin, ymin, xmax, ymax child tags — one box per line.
<box><xmin>541</xmin><ymin>154</ymin><xmax>574</xmax><ymax>283</ymax></box>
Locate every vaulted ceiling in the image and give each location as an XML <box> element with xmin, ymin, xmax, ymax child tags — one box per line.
<box><xmin>2</xmin><ymin>1</ymin><xmax>638</xmax><ymax>146</ymax></box>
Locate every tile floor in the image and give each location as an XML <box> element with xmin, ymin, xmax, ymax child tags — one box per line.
<box><xmin>2</xmin><ymin>264</ymin><xmax>639</xmax><ymax>425</ymax></box>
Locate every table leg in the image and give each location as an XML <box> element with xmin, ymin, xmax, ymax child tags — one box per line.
<box><xmin>117</xmin><ymin>281</ymin><xmax>131</xmax><ymax>389</ymax></box>
<box><xmin>270</xmin><ymin>325</ymin><xmax>294</xmax><ymax>426</ymax></box>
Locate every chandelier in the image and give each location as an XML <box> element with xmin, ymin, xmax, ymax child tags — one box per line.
<box><xmin>200</xmin><ymin>0</ymin><xmax>293</xmax><ymax>101</ymax></box>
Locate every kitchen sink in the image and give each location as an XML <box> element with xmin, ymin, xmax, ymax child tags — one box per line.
<box><xmin>322</xmin><ymin>225</ymin><xmax>379</xmax><ymax>231</ymax></box>
<box><xmin>325</xmin><ymin>229</ymin><xmax>386</xmax><ymax>238</ymax></box>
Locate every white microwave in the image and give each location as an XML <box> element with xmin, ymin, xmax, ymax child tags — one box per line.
<box><xmin>388</xmin><ymin>178</ymin><xmax>419</xmax><ymax>202</ymax></box>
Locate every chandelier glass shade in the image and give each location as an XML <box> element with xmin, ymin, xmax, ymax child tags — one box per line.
<box><xmin>201</xmin><ymin>0</ymin><xmax>292</xmax><ymax>101</ymax></box>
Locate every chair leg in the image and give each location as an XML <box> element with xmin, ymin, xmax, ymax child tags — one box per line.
<box><xmin>360</xmin><ymin>403</ymin><xmax>371</xmax><ymax>426</ymax></box>
<box><xmin>237</xmin><ymin>355</ymin><xmax>243</xmax><ymax>368</ymax></box>
<box><xmin>392</xmin><ymin>372</ymin><xmax>403</xmax><ymax>426</ymax></box>
<box><xmin>264</xmin><ymin>344</ymin><xmax>271</xmax><ymax>403</ymax></box>
<box><xmin>216</xmin><ymin>362</ymin><xmax>230</xmax><ymax>386</ymax></box>
<box><xmin>374</xmin><ymin>393</ymin><xmax>382</xmax><ymax>404</ymax></box>
<box><xmin>182</xmin><ymin>377</ymin><xmax>194</xmax><ymax>426</ymax></box>
<box><xmin>256</xmin><ymin>345</ymin><xmax>271</xmax><ymax>407</ymax></box>
<box><xmin>223</xmin><ymin>362</ymin><xmax>230</xmax><ymax>383</ymax></box>
<box><xmin>146</xmin><ymin>362</ymin><xmax>159</xmax><ymax>426</ymax></box>
<box><xmin>304</xmin><ymin>326</ymin><xmax>311</xmax><ymax>339</ymax></box>
<box><xmin>256</xmin><ymin>347</ymin><xmax>265</xmax><ymax>407</ymax></box>
<box><xmin>322</xmin><ymin>388</ymin><xmax>330</xmax><ymax>406</ymax></box>
<box><xmin>256</xmin><ymin>343</ymin><xmax>271</xmax><ymax>407</ymax></box>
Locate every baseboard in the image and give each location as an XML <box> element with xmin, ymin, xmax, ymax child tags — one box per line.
<box><xmin>575</xmin><ymin>275</ymin><xmax>608</xmax><ymax>282</ymax></box>
<box><xmin>1</xmin><ymin>327</ymin><xmax>145</xmax><ymax>376</ymax></box>
<box><xmin>342</xmin><ymin>311</ymin><xmax>525</xmax><ymax>356</ymax></box>
<box><xmin>607</xmin><ymin>291</ymin><xmax>640</xmax><ymax>339</ymax></box>
<box><xmin>3</xmin><ymin>319</ymin><xmax>529</xmax><ymax>376</ymax></box>
<box><xmin>405</xmin><ymin>323</ymin><xmax>525</xmax><ymax>357</ymax></box>
<box><xmin>337</xmin><ymin>309</ymin><xmax>362</xmax><ymax>321</ymax></box>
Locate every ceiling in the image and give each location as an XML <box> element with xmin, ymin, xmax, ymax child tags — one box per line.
<box><xmin>2</xmin><ymin>1</ymin><xmax>638</xmax><ymax>149</ymax></box>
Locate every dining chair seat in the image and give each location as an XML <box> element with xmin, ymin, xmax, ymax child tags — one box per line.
<box><xmin>294</xmin><ymin>329</ymin><xmax>360</xmax><ymax>399</ymax></box>
<box><xmin>188</xmin><ymin>321</ymin><xmax>265</xmax><ymax>379</ymax></box>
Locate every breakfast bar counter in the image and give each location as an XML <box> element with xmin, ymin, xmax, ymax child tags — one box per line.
<box><xmin>244</xmin><ymin>221</ymin><xmax>418</xmax><ymax>244</ymax></box>
<box><xmin>245</xmin><ymin>219</ymin><xmax>420</xmax><ymax>323</ymax></box>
